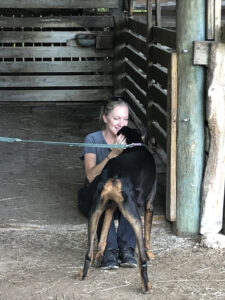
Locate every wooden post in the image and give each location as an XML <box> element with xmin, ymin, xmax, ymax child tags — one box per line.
<box><xmin>200</xmin><ymin>43</ymin><xmax>225</xmax><ymax>235</ymax></box>
<box><xmin>176</xmin><ymin>0</ymin><xmax>205</xmax><ymax>235</ymax></box>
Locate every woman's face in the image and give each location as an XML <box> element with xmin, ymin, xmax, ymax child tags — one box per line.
<box><xmin>103</xmin><ymin>104</ymin><xmax>129</xmax><ymax>135</ymax></box>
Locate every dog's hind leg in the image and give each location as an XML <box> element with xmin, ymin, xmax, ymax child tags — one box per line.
<box><xmin>78</xmin><ymin>200</ymin><xmax>106</xmax><ymax>280</ymax></box>
<box><xmin>118</xmin><ymin>200</ymin><xmax>152</xmax><ymax>293</ymax></box>
<box><xmin>95</xmin><ymin>202</ymin><xmax>117</xmax><ymax>264</ymax></box>
<box><xmin>144</xmin><ymin>179</ymin><xmax>156</xmax><ymax>260</ymax></box>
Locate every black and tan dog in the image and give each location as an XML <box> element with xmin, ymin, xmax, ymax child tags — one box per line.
<box><xmin>77</xmin><ymin>126</ymin><xmax>157</xmax><ymax>293</ymax></box>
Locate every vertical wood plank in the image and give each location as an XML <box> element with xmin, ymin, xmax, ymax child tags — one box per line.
<box><xmin>222</xmin><ymin>24</ymin><xmax>225</xmax><ymax>42</ymax></box>
<box><xmin>156</xmin><ymin>0</ymin><xmax>162</xmax><ymax>27</ymax></box>
<box><xmin>206</xmin><ymin>0</ymin><xmax>215</xmax><ymax>40</ymax></box>
<box><xmin>113</xmin><ymin>15</ymin><xmax>126</xmax><ymax>96</ymax></box>
<box><xmin>215</xmin><ymin>0</ymin><xmax>222</xmax><ymax>41</ymax></box>
<box><xmin>166</xmin><ymin>52</ymin><xmax>177</xmax><ymax>222</ymax></box>
<box><xmin>206</xmin><ymin>0</ymin><xmax>222</xmax><ymax>41</ymax></box>
<box><xmin>110</xmin><ymin>0</ymin><xmax>123</xmax><ymax>16</ymax></box>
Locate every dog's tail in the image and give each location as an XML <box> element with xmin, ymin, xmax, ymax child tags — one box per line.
<box><xmin>100</xmin><ymin>178</ymin><xmax>124</xmax><ymax>204</ymax></box>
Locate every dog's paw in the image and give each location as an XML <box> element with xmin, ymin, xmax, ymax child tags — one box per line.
<box><xmin>75</xmin><ymin>269</ymin><xmax>86</xmax><ymax>280</ymax></box>
<box><xmin>146</xmin><ymin>251</ymin><xmax>155</xmax><ymax>260</ymax></box>
<box><xmin>95</xmin><ymin>250</ymin><xmax>104</xmax><ymax>264</ymax></box>
<box><xmin>141</xmin><ymin>281</ymin><xmax>152</xmax><ymax>293</ymax></box>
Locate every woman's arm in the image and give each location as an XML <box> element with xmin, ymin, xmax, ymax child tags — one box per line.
<box><xmin>84</xmin><ymin>153</ymin><xmax>109</xmax><ymax>183</ymax></box>
<box><xmin>84</xmin><ymin>134</ymin><xmax>126</xmax><ymax>183</ymax></box>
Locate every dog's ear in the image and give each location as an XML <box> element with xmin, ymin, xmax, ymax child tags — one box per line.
<box><xmin>117</xmin><ymin>126</ymin><xmax>128</xmax><ymax>136</ymax></box>
<box><xmin>139</xmin><ymin>127</ymin><xmax>147</xmax><ymax>141</ymax></box>
<box><xmin>120</xmin><ymin>127</ymin><xmax>142</xmax><ymax>143</ymax></box>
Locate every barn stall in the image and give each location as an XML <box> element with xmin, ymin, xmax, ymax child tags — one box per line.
<box><xmin>0</xmin><ymin>0</ymin><xmax>225</xmax><ymax>240</ymax></box>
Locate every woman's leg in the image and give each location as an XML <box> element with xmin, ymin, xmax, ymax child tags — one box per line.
<box><xmin>117</xmin><ymin>212</ymin><xmax>136</xmax><ymax>249</ymax></box>
<box><xmin>97</xmin><ymin>212</ymin><xmax>118</xmax><ymax>249</ymax></box>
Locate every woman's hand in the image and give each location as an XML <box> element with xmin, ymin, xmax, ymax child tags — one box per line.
<box><xmin>108</xmin><ymin>134</ymin><xmax>126</xmax><ymax>159</ymax></box>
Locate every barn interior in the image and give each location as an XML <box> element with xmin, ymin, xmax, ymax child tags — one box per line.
<box><xmin>0</xmin><ymin>102</ymin><xmax>166</xmax><ymax>228</ymax></box>
<box><xmin>0</xmin><ymin>1</ymin><xmax>174</xmax><ymax>229</ymax></box>
<box><xmin>1</xmin><ymin>0</ymin><xmax>224</xmax><ymax>233</ymax></box>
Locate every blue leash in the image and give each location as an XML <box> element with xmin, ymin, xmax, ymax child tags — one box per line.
<box><xmin>0</xmin><ymin>136</ymin><xmax>128</xmax><ymax>149</ymax></box>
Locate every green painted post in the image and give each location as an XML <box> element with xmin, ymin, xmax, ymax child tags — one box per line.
<box><xmin>176</xmin><ymin>0</ymin><xmax>205</xmax><ymax>235</ymax></box>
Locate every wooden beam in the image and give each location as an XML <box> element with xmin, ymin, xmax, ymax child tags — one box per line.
<box><xmin>152</xmin><ymin>122</ymin><xmax>167</xmax><ymax>153</ymax></box>
<box><xmin>0</xmin><ymin>47</ymin><xmax>113</xmax><ymax>58</ymax></box>
<box><xmin>176</xmin><ymin>0</ymin><xmax>205</xmax><ymax>235</ymax></box>
<box><xmin>0</xmin><ymin>89</ymin><xmax>113</xmax><ymax>102</ymax></box>
<box><xmin>127</xmin><ymin>18</ymin><xmax>146</xmax><ymax>38</ymax></box>
<box><xmin>0</xmin><ymin>0</ymin><xmax>119</xmax><ymax>9</ymax></box>
<box><xmin>123</xmin><ymin>90</ymin><xmax>147</xmax><ymax>126</ymax></box>
<box><xmin>0</xmin><ymin>16</ymin><xmax>114</xmax><ymax>28</ymax></box>
<box><xmin>123</xmin><ymin>31</ymin><xmax>147</xmax><ymax>56</ymax></box>
<box><xmin>0</xmin><ymin>31</ymin><xmax>113</xmax><ymax>44</ymax></box>
<box><xmin>150</xmin><ymin>45</ymin><xmax>172</xmax><ymax>68</ymax></box>
<box><xmin>0</xmin><ymin>61</ymin><xmax>113</xmax><ymax>73</ymax></box>
<box><xmin>0</xmin><ymin>75</ymin><xmax>113</xmax><ymax>87</ymax></box>
<box><xmin>124</xmin><ymin>75</ymin><xmax>147</xmax><ymax>108</ymax></box>
<box><xmin>150</xmin><ymin>64</ymin><xmax>168</xmax><ymax>89</ymax></box>
<box><xmin>124</xmin><ymin>45</ymin><xmax>147</xmax><ymax>73</ymax></box>
<box><xmin>149</xmin><ymin>84</ymin><xmax>167</xmax><ymax>111</ymax></box>
<box><xmin>125</xmin><ymin>60</ymin><xmax>147</xmax><ymax>91</ymax></box>
<box><xmin>152</xmin><ymin>27</ymin><xmax>176</xmax><ymax>49</ymax></box>
<box><xmin>152</xmin><ymin>104</ymin><xmax>167</xmax><ymax>132</ymax></box>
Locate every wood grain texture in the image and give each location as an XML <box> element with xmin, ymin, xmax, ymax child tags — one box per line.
<box><xmin>200</xmin><ymin>43</ymin><xmax>225</xmax><ymax>235</ymax></box>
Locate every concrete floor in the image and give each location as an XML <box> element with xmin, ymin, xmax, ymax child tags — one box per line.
<box><xmin>0</xmin><ymin>103</ymin><xmax>166</xmax><ymax>229</ymax></box>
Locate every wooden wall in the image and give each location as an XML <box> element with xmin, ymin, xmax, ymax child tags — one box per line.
<box><xmin>121</xmin><ymin>17</ymin><xmax>176</xmax><ymax>158</ymax></box>
<box><xmin>0</xmin><ymin>0</ymin><xmax>119</xmax><ymax>102</ymax></box>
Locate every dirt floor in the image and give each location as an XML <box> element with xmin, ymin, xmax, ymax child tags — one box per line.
<box><xmin>1</xmin><ymin>221</ymin><xmax>225</xmax><ymax>300</ymax></box>
<box><xmin>0</xmin><ymin>104</ymin><xmax>225</xmax><ymax>300</ymax></box>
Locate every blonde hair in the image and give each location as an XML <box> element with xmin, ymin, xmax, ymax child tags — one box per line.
<box><xmin>100</xmin><ymin>96</ymin><xmax>129</xmax><ymax>124</ymax></box>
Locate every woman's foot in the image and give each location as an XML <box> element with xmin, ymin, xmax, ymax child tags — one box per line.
<box><xmin>101</xmin><ymin>248</ymin><xmax>119</xmax><ymax>270</ymax></box>
<box><xmin>119</xmin><ymin>247</ymin><xmax>137</xmax><ymax>268</ymax></box>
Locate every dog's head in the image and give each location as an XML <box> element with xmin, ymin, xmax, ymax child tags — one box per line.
<box><xmin>117</xmin><ymin>126</ymin><xmax>143</xmax><ymax>144</ymax></box>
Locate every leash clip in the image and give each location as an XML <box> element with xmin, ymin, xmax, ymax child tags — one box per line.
<box><xmin>126</xmin><ymin>143</ymin><xmax>144</xmax><ymax>149</ymax></box>
<box><xmin>15</xmin><ymin>138</ymin><xmax>22</xmax><ymax>143</ymax></box>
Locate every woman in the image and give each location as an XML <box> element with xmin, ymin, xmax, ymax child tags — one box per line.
<box><xmin>78</xmin><ymin>96</ymin><xmax>137</xmax><ymax>270</ymax></box>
